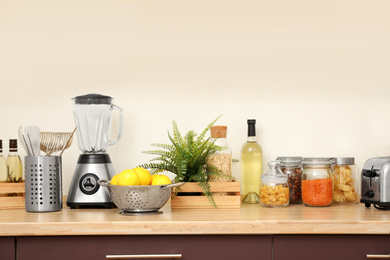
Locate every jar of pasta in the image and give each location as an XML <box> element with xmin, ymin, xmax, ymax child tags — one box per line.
<box><xmin>277</xmin><ymin>157</ymin><xmax>302</xmax><ymax>204</ymax></box>
<box><xmin>332</xmin><ymin>157</ymin><xmax>358</xmax><ymax>204</ymax></box>
<box><xmin>302</xmin><ymin>158</ymin><xmax>334</xmax><ymax>207</ymax></box>
<box><xmin>260</xmin><ymin>161</ymin><xmax>289</xmax><ymax>208</ymax></box>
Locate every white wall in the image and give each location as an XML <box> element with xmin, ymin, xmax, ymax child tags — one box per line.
<box><xmin>1</xmin><ymin>0</ymin><xmax>390</xmax><ymax>195</ymax></box>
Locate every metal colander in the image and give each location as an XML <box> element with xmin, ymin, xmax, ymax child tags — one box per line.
<box><xmin>98</xmin><ymin>180</ymin><xmax>184</xmax><ymax>215</ymax></box>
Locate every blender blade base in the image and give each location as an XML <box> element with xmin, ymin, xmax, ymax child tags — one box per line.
<box><xmin>67</xmin><ymin>153</ymin><xmax>117</xmax><ymax>209</ymax></box>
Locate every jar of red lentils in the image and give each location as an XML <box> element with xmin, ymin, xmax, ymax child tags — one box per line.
<box><xmin>301</xmin><ymin>158</ymin><xmax>334</xmax><ymax>207</ymax></box>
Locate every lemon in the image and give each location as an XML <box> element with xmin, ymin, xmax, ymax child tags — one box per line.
<box><xmin>151</xmin><ymin>174</ymin><xmax>172</xmax><ymax>185</ymax></box>
<box><xmin>117</xmin><ymin>169</ymin><xmax>140</xmax><ymax>186</ymax></box>
<box><xmin>133</xmin><ymin>167</ymin><xmax>152</xmax><ymax>185</ymax></box>
<box><xmin>151</xmin><ymin>174</ymin><xmax>159</xmax><ymax>183</ymax></box>
<box><xmin>110</xmin><ymin>174</ymin><xmax>119</xmax><ymax>185</ymax></box>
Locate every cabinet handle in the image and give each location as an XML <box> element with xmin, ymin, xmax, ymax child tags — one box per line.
<box><xmin>106</xmin><ymin>254</ymin><xmax>182</xmax><ymax>259</ymax></box>
<box><xmin>367</xmin><ymin>254</ymin><xmax>390</xmax><ymax>259</ymax></box>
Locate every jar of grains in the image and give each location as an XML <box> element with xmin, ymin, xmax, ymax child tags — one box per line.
<box><xmin>332</xmin><ymin>157</ymin><xmax>359</xmax><ymax>204</ymax></box>
<box><xmin>277</xmin><ymin>157</ymin><xmax>302</xmax><ymax>204</ymax></box>
<box><xmin>260</xmin><ymin>161</ymin><xmax>289</xmax><ymax>208</ymax></box>
<box><xmin>206</xmin><ymin>126</ymin><xmax>232</xmax><ymax>195</ymax></box>
<box><xmin>301</xmin><ymin>158</ymin><xmax>334</xmax><ymax>207</ymax></box>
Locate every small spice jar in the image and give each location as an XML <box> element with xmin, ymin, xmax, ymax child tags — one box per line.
<box><xmin>302</xmin><ymin>158</ymin><xmax>334</xmax><ymax>207</ymax></box>
<box><xmin>332</xmin><ymin>157</ymin><xmax>359</xmax><ymax>204</ymax></box>
<box><xmin>277</xmin><ymin>157</ymin><xmax>302</xmax><ymax>204</ymax></box>
<box><xmin>206</xmin><ymin>125</ymin><xmax>232</xmax><ymax>183</ymax></box>
<box><xmin>260</xmin><ymin>161</ymin><xmax>289</xmax><ymax>208</ymax></box>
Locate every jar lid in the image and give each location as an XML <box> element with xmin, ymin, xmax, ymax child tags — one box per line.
<box><xmin>277</xmin><ymin>156</ymin><xmax>302</xmax><ymax>167</ymax></box>
<box><xmin>302</xmin><ymin>157</ymin><xmax>334</xmax><ymax>166</ymax></box>
<box><xmin>210</xmin><ymin>125</ymin><xmax>227</xmax><ymax>138</ymax></box>
<box><xmin>332</xmin><ymin>157</ymin><xmax>355</xmax><ymax>165</ymax></box>
<box><xmin>277</xmin><ymin>156</ymin><xmax>302</xmax><ymax>161</ymax></box>
<box><xmin>261</xmin><ymin>161</ymin><xmax>288</xmax><ymax>185</ymax></box>
<box><xmin>73</xmin><ymin>93</ymin><xmax>113</xmax><ymax>105</ymax></box>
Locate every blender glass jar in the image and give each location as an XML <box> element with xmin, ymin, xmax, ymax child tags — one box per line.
<box><xmin>260</xmin><ymin>161</ymin><xmax>289</xmax><ymax>208</ymax></box>
<box><xmin>73</xmin><ymin>94</ymin><xmax>123</xmax><ymax>153</ymax></box>
<box><xmin>302</xmin><ymin>158</ymin><xmax>334</xmax><ymax>207</ymax></box>
<box><xmin>332</xmin><ymin>157</ymin><xmax>359</xmax><ymax>204</ymax></box>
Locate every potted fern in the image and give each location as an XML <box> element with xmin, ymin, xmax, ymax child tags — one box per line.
<box><xmin>139</xmin><ymin>115</ymin><xmax>236</xmax><ymax>209</ymax></box>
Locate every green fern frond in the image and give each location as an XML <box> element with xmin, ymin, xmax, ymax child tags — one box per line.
<box><xmin>184</xmin><ymin>130</ymin><xmax>196</xmax><ymax>155</ymax></box>
<box><xmin>142</xmin><ymin>149</ymin><xmax>174</xmax><ymax>158</ymax></box>
<box><xmin>172</xmin><ymin>120</ymin><xmax>185</xmax><ymax>148</ymax></box>
<box><xmin>149</xmin><ymin>143</ymin><xmax>175</xmax><ymax>151</ymax></box>
<box><xmin>196</xmin><ymin>114</ymin><xmax>222</xmax><ymax>146</ymax></box>
<box><xmin>198</xmin><ymin>181</ymin><xmax>217</xmax><ymax>209</ymax></box>
<box><xmin>138</xmin><ymin>162</ymin><xmax>176</xmax><ymax>174</ymax></box>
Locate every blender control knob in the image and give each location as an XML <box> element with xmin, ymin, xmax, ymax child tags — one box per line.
<box><xmin>79</xmin><ymin>173</ymin><xmax>100</xmax><ymax>195</ymax></box>
<box><xmin>365</xmin><ymin>190</ymin><xmax>375</xmax><ymax>198</ymax></box>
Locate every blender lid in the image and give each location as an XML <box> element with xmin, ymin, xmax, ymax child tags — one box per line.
<box><xmin>73</xmin><ymin>93</ymin><xmax>113</xmax><ymax>105</ymax></box>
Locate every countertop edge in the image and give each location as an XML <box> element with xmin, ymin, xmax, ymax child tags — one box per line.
<box><xmin>1</xmin><ymin>220</ymin><xmax>390</xmax><ymax>236</ymax></box>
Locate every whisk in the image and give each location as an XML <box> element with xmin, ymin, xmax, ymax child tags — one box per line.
<box><xmin>40</xmin><ymin>128</ymin><xmax>76</xmax><ymax>156</ymax></box>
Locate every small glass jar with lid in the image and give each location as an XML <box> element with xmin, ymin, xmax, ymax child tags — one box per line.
<box><xmin>277</xmin><ymin>156</ymin><xmax>302</xmax><ymax>204</ymax></box>
<box><xmin>302</xmin><ymin>158</ymin><xmax>334</xmax><ymax>207</ymax></box>
<box><xmin>260</xmin><ymin>161</ymin><xmax>289</xmax><ymax>208</ymax></box>
<box><xmin>206</xmin><ymin>125</ymin><xmax>232</xmax><ymax>182</ymax></box>
<box><xmin>332</xmin><ymin>157</ymin><xmax>359</xmax><ymax>204</ymax></box>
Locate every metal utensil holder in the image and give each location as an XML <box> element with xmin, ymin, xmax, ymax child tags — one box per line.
<box><xmin>25</xmin><ymin>156</ymin><xmax>62</xmax><ymax>212</ymax></box>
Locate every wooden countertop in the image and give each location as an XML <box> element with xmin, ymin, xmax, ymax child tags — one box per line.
<box><xmin>1</xmin><ymin>201</ymin><xmax>390</xmax><ymax>236</ymax></box>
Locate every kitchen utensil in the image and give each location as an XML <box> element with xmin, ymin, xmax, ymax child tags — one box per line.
<box><xmin>25</xmin><ymin>156</ymin><xmax>62</xmax><ymax>212</ymax></box>
<box><xmin>60</xmin><ymin>127</ymin><xmax>76</xmax><ymax>156</ymax></box>
<box><xmin>18</xmin><ymin>126</ymin><xmax>31</xmax><ymax>156</ymax></box>
<box><xmin>67</xmin><ymin>94</ymin><xmax>123</xmax><ymax>209</ymax></box>
<box><xmin>40</xmin><ymin>131</ymin><xmax>74</xmax><ymax>156</ymax></box>
<box><xmin>24</xmin><ymin>126</ymin><xmax>40</xmax><ymax>156</ymax></box>
<box><xmin>361</xmin><ymin>156</ymin><xmax>390</xmax><ymax>210</ymax></box>
<box><xmin>98</xmin><ymin>180</ymin><xmax>184</xmax><ymax>215</ymax></box>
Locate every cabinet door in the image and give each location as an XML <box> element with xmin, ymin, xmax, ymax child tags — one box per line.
<box><xmin>17</xmin><ymin>235</ymin><xmax>271</xmax><ymax>260</ymax></box>
<box><xmin>274</xmin><ymin>235</ymin><xmax>390</xmax><ymax>260</ymax></box>
<box><xmin>0</xmin><ymin>237</ymin><xmax>15</xmax><ymax>260</ymax></box>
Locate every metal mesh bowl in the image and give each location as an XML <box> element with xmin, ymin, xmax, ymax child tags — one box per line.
<box><xmin>98</xmin><ymin>180</ymin><xmax>184</xmax><ymax>215</ymax></box>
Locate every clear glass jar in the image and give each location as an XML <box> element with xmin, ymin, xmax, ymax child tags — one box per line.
<box><xmin>206</xmin><ymin>125</ymin><xmax>232</xmax><ymax>181</ymax></box>
<box><xmin>277</xmin><ymin>157</ymin><xmax>302</xmax><ymax>204</ymax></box>
<box><xmin>260</xmin><ymin>161</ymin><xmax>289</xmax><ymax>208</ymax></box>
<box><xmin>302</xmin><ymin>158</ymin><xmax>334</xmax><ymax>207</ymax></box>
<box><xmin>332</xmin><ymin>157</ymin><xmax>359</xmax><ymax>204</ymax></box>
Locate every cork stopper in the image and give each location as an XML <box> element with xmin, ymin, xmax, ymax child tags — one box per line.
<box><xmin>9</xmin><ymin>139</ymin><xmax>18</xmax><ymax>152</ymax></box>
<box><xmin>210</xmin><ymin>125</ymin><xmax>227</xmax><ymax>138</ymax></box>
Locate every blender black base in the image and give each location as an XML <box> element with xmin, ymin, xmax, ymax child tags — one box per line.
<box><xmin>67</xmin><ymin>201</ymin><xmax>116</xmax><ymax>209</ymax></box>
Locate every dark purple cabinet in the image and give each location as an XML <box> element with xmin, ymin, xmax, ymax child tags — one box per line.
<box><xmin>0</xmin><ymin>237</ymin><xmax>15</xmax><ymax>260</ymax></box>
<box><xmin>17</xmin><ymin>235</ymin><xmax>272</xmax><ymax>260</ymax></box>
<box><xmin>274</xmin><ymin>235</ymin><xmax>390</xmax><ymax>260</ymax></box>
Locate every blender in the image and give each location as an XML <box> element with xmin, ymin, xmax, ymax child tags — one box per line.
<box><xmin>67</xmin><ymin>94</ymin><xmax>123</xmax><ymax>208</ymax></box>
